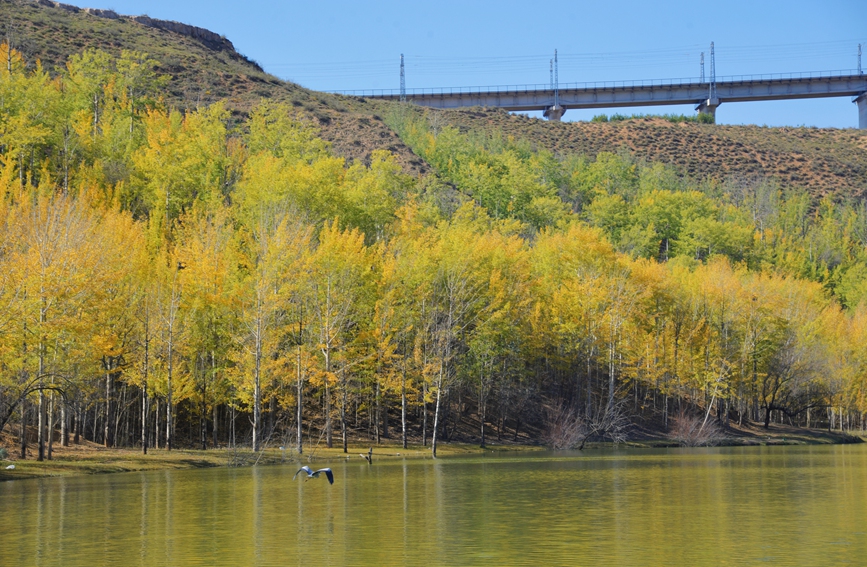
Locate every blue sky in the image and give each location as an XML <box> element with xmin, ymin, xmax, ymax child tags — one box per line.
<box><xmin>82</xmin><ymin>0</ymin><xmax>867</xmax><ymax>127</ymax></box>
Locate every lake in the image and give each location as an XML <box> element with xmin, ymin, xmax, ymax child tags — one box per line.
<box><xmin>1</xmin><ymin>444</ymin><xmax>865</xmax><ymax>566</ymax></box>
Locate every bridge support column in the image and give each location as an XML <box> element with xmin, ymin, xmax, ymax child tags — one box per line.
<box><xmin>856</xmin><ymin>93</ymin><xmax>867</xmax><ymax>129</ymax></box>
<box><xmin>543</xmin><ymin>105</ymin><xmax>565</xmax><ymax>121</ymax></box>
<box><xmin>696</xmin><ymin>97</ymin><xmax>720</xmax><ymax>122</ymax></box>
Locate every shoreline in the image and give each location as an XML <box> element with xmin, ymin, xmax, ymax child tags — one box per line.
<box><xmin>1</xmin><ymin>424</ymin><xmax>862</xmax><ymax>482</ymax></box>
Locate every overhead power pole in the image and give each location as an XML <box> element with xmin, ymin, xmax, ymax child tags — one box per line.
<box><xmin>859</xmin><ymin>44</ymin><xmax>862</xmax><ymax>75</ymax></box>
<box><xmin>709</xmin><ymin>41</ymin><xmax>717</xmax><ymax>102</ymax></box>
<box><xmin>696</xmin><ymin>41</ymin><xmax>719</xmax><ymax>120</ymax></box>
<box><xmin>554</xmin><ymin>48</ymin><xmax>560</xmax><ymax>109</ymax></box>
<box><xmin>400</xmin><ymin>53</ymin><xmax>406</xmax><ymax>102</ymax></box>
<box><xmin>543</xmin><ymin>49</ymin><xmax>564</xmax><ymax>121</ymax></box>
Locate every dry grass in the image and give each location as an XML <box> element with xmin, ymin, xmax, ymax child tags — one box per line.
<box><xmin>8</xmin><ymin>1</ymin><xmax>864</xmax><ymax>193</ymax></box>
<box><xmin>2</xmin><ymin>0</ymin><xmax>427</xmax><ymax>176</ymax></box>
<box><xmin>1</xmin><ymin>420</ymin><xmax>860</xmax><ymax>481</ymax></box>
<box><xmin>0</xmin><ymin>424</ymin><xmax>542</xmax><ymax>481</ymax></box>
<box><xmin>429</xmin><ymin>107</ymin><xmax>867</xmax><ymax>199</ymax></box>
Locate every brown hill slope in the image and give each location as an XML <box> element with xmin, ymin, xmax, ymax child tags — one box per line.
<box><xmin>3</xmin><ymin>0</ymin><xmax>426</xmax><ymax>174</ymax></box>
<box><xmin>421</xmin><ymin>107</ymin><xmax>867</xmax><ymax>198</ymax></box>
<box><xmin>6</xmin><ymin>0</ymin><xmax>866</xmax><ymax>196</ymax></box>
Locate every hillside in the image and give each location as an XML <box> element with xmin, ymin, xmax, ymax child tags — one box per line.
<box><xmin>6</xmin><ymin>0</ymin><xmax>867</xmax><ymax>198</ymax></box>
<box><xmin>421</xmin><ymin>107</ymin><xmax>867</xmax><ymax>199</ymax></box>
<box><xmin>2</xmin><ymin>0</ymin><xmax>427</xmax><ymax>174</ymax></box>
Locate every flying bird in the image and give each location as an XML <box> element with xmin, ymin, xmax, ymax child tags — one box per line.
<box><xmin>293</xmin><ymin>465</ymin><xmax>334</xmax><ymax>484</ymax></box>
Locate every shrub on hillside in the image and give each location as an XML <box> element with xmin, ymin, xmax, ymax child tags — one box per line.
<box><xmin>544</xmin><ymin>401</ymin><xmax>631</xmax><ymax>450</ymax></box>
<box><xmin>668</xmin><ymin>409</ymin><xmax>726</xmax><ymax>446</ymax></box>
<box><xmin>589</xmin><ymin>113</ymin><xmax>714</xmax><ymax>124</ymax></box>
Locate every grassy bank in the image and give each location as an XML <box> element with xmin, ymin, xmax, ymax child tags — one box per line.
<box><xmin>1</xmin><ymin>423</ymin><xmax>862</xmax><ymax>482</ymax></box>
<box><xmin>0</xmin><ymin>436</ymin><xmax>545</xmax><ymax>482</ymax></box>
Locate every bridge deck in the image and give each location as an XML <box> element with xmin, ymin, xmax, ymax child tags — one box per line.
<box><xmin>346</xmin><ymin>73</ymin><xmax>867</xmax><ymax>113</ymax></box>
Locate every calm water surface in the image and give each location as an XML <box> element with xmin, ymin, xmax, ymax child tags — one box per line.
<box><xmin>1</xmin><ymin>444</ymin><xmax>866</xmax><ymax>566</ymax></box>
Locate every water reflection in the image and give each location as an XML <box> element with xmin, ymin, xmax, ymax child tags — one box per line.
<box><xmin>1</xmin><ymin>445</ymin><xmax>866</xmax><ymax>566</ymax></box>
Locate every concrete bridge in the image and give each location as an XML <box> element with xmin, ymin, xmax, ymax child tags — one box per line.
<box><xmin>343</xmin><ymin>71</ymin><xmax>867</xmax><ymax>128</ymax></box>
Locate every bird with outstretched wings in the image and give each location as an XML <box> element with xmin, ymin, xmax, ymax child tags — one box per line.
<box><xmin>293</xmin><ymin>465</ymin><xmax>334</xmax><ymax>484</ymax></box>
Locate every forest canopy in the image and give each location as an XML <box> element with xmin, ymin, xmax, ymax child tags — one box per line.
<box><xmin>2</xmin><ymin>44</ymin><xmax>866</xmax><ymax>460</ymax></box>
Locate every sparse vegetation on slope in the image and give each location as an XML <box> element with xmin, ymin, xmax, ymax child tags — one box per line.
<box><xmin>1</xmin><ymin>0</ymin><xmax>427</xmax><ymax>174</ymax></box>
<box><xmin>6</xmin><ymin>0</ymin><xmax>865</xmax><ymax>195</ymax></box>
<box><xmin>420</xmin><ymin>106</ymin><xmax>867</xmax><ymax>198</ymax></box>
<box><xmin>591</xmin><ymin>112</ymin><xmax>715</xmax><ymax>124</ymax></box>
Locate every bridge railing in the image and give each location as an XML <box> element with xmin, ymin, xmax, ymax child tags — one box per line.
<box><xmin>712</xmin><ymin>69</ymin><xmax>861</xmax><ymax>83</ymax></box>
<box><xmin>331</xmin><ymin>69</ymin><xmax>863</xmax><ymax>98</ymax></box>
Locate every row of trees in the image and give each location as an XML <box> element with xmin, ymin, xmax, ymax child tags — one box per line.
<box><xmin>387</xmin><ymin>108</ymin><xmax>867</xmax><ymax>309</ymax></box>
<box><xmin>3</xmin><ymin>188</ymin><xmax>864</xmax><ymax>458</ymax></box>
<box><xmin>1</xmin><ymin>45</ymin><xmax>866</xmax><ymax>462</ymax></box>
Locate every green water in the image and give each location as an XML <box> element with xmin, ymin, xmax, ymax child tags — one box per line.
<box><xmin>2</xmin><ymin>444</ymin><xmax>865</xmax><ymax>566</ymax></box>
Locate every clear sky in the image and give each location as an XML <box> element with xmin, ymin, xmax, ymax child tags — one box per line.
<box><xmin>80</xmin><ymin>0</ymin><xmax>867</xmax><ymax>127</ymax></box>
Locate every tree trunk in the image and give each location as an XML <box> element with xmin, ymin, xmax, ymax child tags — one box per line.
<box><xmin>431</xmin><ymin>360</ymin><xmax>445</xmax><ymax>458</ymax></box>
<box><xmin>154</xmin><ymin>398</ymin><xmax>161</xmax><ymax>449</ymax></box>
<box><xmin>252</xmin><ymin>301</ymin><xmax>262</xmax><ymax>452</ymax></box>
<box><xmin>586</xmin><ymin>348</ymin><xmax>593</xmax><ymax>419</ymax></box>
<box><xmin>142</xmin><ymin>322</ymin><xmax>150</xmax><ymax>454</ymax></box>
<box><xmin>47</xmin><ymin>393</ymin><xmax>54</xmax><ymax>459</ymax></box>
<box><xmin>479</xmin><ymin>364</ymin><xmax>486</xmax><ymax>449</ymax></box>
<box><xmin>212</xmin><ymin>404</ymin><xmax>218</xmax><ymax>449</ymax></box>
<box><xmin>608</xmin><ymin>331</ymin><xmax>616</xmax><ymax>411</ymax></box>
<box><xmin>382</xmin><ymin>395</ymin><xmax>389</xmax><ymax>439</ymax></box>
<box><xmin>431</xmin><ymin>386</ymin><xmax>442</xmax><ymax>458</ymax></box>
<box><xmin>267</xmin><ymin>394</ymin><xmax>276</xmax><ymax>441</ymax></box>
<box><xmin>61</xmin><ymin>397</ymin><xmax>68</xmax><ymax>447</ymax></box>
<box><xmin>93</xmin><ymin>406</ymin><xmax>101</xmax><ymax>443</ymax></box>
<box><xmin>480</xmin><ymin>400</ymin><xmax>486</xmax><ymax>448</ymax></box>
<box><xmin>73</xmin><ymin>400</ymin><xmax>80</xmax><ymax>445</ymax></box>
<box><xmin>104</xmin><ymin>366</ymin><xmax>112</xmax><ymax>448</ymax></box>
<box><xmin>497</xmin><ymin>412</ymin><xmax>503</xmax><ymax>442</ymax></box>
<box><xmin>166</xmin><ymin>387</ymin><xmax>173</xmax><ymax>451</ymax></box>
<box><xmin>231</xmin><ymin>403</ymin><xmax>236</xmax><ymax>449</ymax></box>
<box><xmin>37</xmin><ymin>339</ymin><xmax>46</xmax><ymax>461</ymax></box>
<box><xmin>201</xmin><ymin>364</ymin><xmax>209</xmax><ymax>451</ymax></box>
<box><xmin>165</xmin><ymin>279</ymin><xmax>180</xmax><ymax>452</ymax></box>
<box><xmin>37</xmin><ymin>389</ymin><xmax>45</xmax><ymax>461</ymax></box>
<box><xmin>341</xmin><ymin>370</ymin><xmax>348</xmax><ymax>454</ymax></box>
<box><xmin>324</xmin><ymin>347</ymin><xmax>332</xmax><ymax>449</ymax></box>
<box><xmin>115</xmin><ymin>383</ymin><xmax>126</xmax><ymax>448</ymax></box>
<box><xmin>20</xmin><ymin>401</ymin><xmax>27</xmax><ymax>459</ymax></box>
<box><xmin>422</xmin><ymin>382</ymin><xmax>428</xmax><ymax>447</ymax></box>
<box><xmin>401</xmin><ymin>354</ymin><xmax>407</xmax><ymax>450</ymax></box>
<box><xmin>75</xmin><ymin>403</ymin><xmax>83</xmax><ymax>445</ymax></box>
<box><xmin>375</xmin><ymin>377</ymin><xmax>381</xmax><ymax>444</ymax></box>
<box><xmin>142</xmin><ymin>388</ymin><xmax>149</xmax><ymax>455</ymax></box>
<box><xmin>297</xmin><ymin>352</ymin><xmax>303</xmax><ymax>455</ymax></box>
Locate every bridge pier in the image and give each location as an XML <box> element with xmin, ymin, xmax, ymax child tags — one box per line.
<box><xmin>543</xmin><ymin>104</ymin><xmax>565</xmax><ymax>121</ymax></box>
<box><xmin>696</xmin><ymin>97</ymin><xmax>720</xmax><ymax>121</ymax></box>
<box><xmin>856</xmin><ymin>93</ymin><xmax>867</xmax><ymax>129</ymax></box>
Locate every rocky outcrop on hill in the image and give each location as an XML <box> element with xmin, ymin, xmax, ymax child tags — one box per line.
<box><xmin>84</xmin><ymin>8</ymin><xmax>119</xmax><ymax>19</ymax></box>
<box><xmin>29</xmin><ymin>0</ymin><xmax>235</xmax><ymax>53</ymax></box>
<box><xmin>128</xmin><ymin>16</ymin><xmax>234</xmax><ymax>52</ymax></box>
